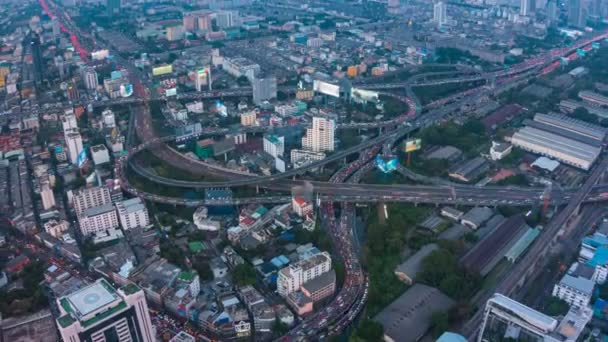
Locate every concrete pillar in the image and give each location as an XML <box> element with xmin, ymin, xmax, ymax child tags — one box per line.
<box><xmin>377</xmin><ymin>202</ymin><xmax>387</xmax><ymax>224</ymax></box>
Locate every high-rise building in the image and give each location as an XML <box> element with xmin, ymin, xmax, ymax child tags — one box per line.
<box><xmin>546</xmin><ymin>0</ymin><xmax>559</xmax><ymax>25</ymax></box>
<box><xmin>107</xmin><ymin>0</ymin><xmax>121</xmax><ymax>18</ymax></box>
<box><xmin>41</xmin><ymin>183</ymin><xmax>56</xmax><ymax>210</ymax></box>
<box><xmin>61</xmin><ymin>111</ymin><xmax>78</xmax><ymax>133</ymax></box>
<box><xmin>55</xmin><ymin>279</ymin><xmax>155</xmax><ymax>342</ymax></box>
<box><xmin>116</xmin><ymin>197</ymin><xmax>150</xmax><ymax>230</ymax></box>
<box><xmin>568</xmin><ymin>0</ymin><xmax>587</xmax><ymax>28</ymax></box>
<box><xmin>197</xmin><ymin>14</ymin><xmax>212</xmax><ymax>31</ymax></box>
<box><xmin>72</xmin><ymin>186</ymin><xmax>112</xmax><ymax>215</ymax></box>
<box><xmin>65</xmin><ymin>130</ymin><xmax>83</xmax><ymax>165</ymax></box>
<box><xmin>83</xmin><ymin>67</ymin><xmax>98</xmax><ymax>90</ymax></box>
<box><xmin>29</xmin><ymin>33</ymin><xmax>44</xmax><ymax>85</ymax></box>
<box><xmin>52</xmin><ymin>18</ymin><xmax>60</xmax><ymax>39</ymax></box>
<box><xmin>66</xmin><ymin>83</ymin><xmax>79</xmax><ymax>101</ymax></box>
<box><xmin>78</xmin><ymin>203</ymin><xmax>119</xmax><ymax>236</ymax></box>
<box><xmin>277</xmin><ymin>252</ymin><xmax>331</xmax><ymax>296</ymax></box>
<box><xmin>252</xmin><ymin>75</ymin><xmax>277</xmax><ymax>105</ymax></box>
<box><xmin>183</xmin><ymin>13</ymin><xmax>197</xmax><ymax>31</ymax></box>
<box><xmin>302</xmin><ymin>117</ymin><xmax>336</xmax><ymax>152</ymax></box>
<box><xmin>216</xmin><ymin>10</ymin><xmax>239</xmax><ymax>28</ymax></box>
<box><xmin>520</xmin><ymin>0</ymin><xmax>535</xmax><ymax>16</ymax></box>
<box><xmin>433</xmin><ymin>1</ymin><xmax>447</xmax><ymax>27</ymax></box>
<box><xmin>263</xmin><ymin>134</ymin><xmax>285</xmax><ymax>158</ymax></box>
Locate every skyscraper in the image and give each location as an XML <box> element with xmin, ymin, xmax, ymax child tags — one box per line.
<box><xmin>302</xmin><ymin>117</ymin><xmax>336</xmax><ymax>152</ymax></box>
<box><xmin>55</xmin><ymin>279</ymin><xmax>155</xmax><ymax>342</ymax></box>
<box><xmin>546</xmin><ymin>0</ymin><xmax>559</xmax><ymax>25</ymax></box>
<box><xmin>83</xmin><ymin>67</ymin><xmax>99</xmax><ymax>90</ymax></box>
<box><xmin>107</xmin><ymin>0</ymin><xmax>120</xmax><ymax>18</ymax></box>
<box><xmin>29</xmin><ymin>33</ymin><xmax>44</xmax><ymax>85</ymax></box>
<box><xmin>568</xmin><ymin>0</ymin><xmax>587</xmax><ymax>28</ymax></box>
<box><xmin>433</xmin><ymin>1</ymin><xmax>447</xmax><ymax>27</ymax></box>
<box><xmin>252</xmin><ymin>75</ymin><xmax>277</xmax><ymax>105</ymax></box>
<box><xmin>65</xmin><ymin>130</ymin><xmax>84</xmax><ymax>165</ymax></box>
<box><xmin>520</xmin><ymin>0</ymin><xmax>535</xmax><ymax>16</ymax></box>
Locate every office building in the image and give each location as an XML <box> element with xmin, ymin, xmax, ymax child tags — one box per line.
<box><xmin>546</xmin><ymin>0</ymin><xmax>559</xmax><ymax>25</ymax></box>
<box><xmin>72</xmin><ymin>186</ymin><xmax>112</xmax><ymax>215</ymax></box>
<box><xmin>29</xmin><ymin>33</ymin><xmax>44</xmax><ymax>85</ymax></box>
<box><xmin>216</xmin><ymin>10</ymin><xmax>239</xmax><ymax>28</ymax></box>
<box><xmin>252</xmin><ymin>75</ymin><xmax>277</xmax><ymax>105</ymax></box>
<box><xmin>78</xmin><ymin>203</ymin><xmax>119</xmax><ymax>236</ymax></box>
<box><xmin>65</xmin><ymin>131</ymin><xmax>84</xmax><ymax>166</ymax></box>
<box><xmin>41</xmin><ymin>183</ymin><xmax>56</xmax><ymax>210</ymax></box>
<box><xmin>83</xmin><ymin>67</ymin><xmax>98</xmax><ymax>90</ymax></box>
<box><xmin>433</xmin><ymin>1</ymin><xmax>447</xmax><ymax>27</ymax></box>
<box><xmin>116</xmin><ymin>197</ymin><xmax>150</xmax><ymax>230</ymax></box>
<box><xmin>90</xmin><ymin>144</ymin><xmax>110</xmax><ymax>166</ymax></box>
<box><xmin>277</xmin><ymin>252</ymin><xmax>331</xmax><ymax>296</ymax></box>
<box><xmin>198</xmin><ymin>15</ymin><xmax>212</xmax><ymax>31</ymax></box>
<box><xmin>56</xmin><ymin>279</ymin><xmax>155</xmax><ymax>342</ymax></box>
<box><xmin>302</xmin><ymin>117</ymin><xmax>335</xmax><ymax>152</ymax></box>
<box><xmin>568</xmin><ymin>0</ymin><xmax>587</xmax><ymax>28</ymax></box>
<box><xmin>520</xmin><ymin>0</ymin><xmax>535</xmax><ymax>16</ymax></box>
<box><xmin>263</xmin><ymin>134</ymin><xmax>284</xmax><ymax>158</ymax></box>
<box><xmin>107</xmin><ymin>0</ymin><xmax>121</xmax><ymax>18</ymax></box>
<box><xmin>552</xmin><ymin>273</ymin><xmax>594</xmax><ymax>307</ymax></box>
<box><xmin>510</xmin><ymin>114</ymin><xmax>605</xmax><ymax>170</ymax></box>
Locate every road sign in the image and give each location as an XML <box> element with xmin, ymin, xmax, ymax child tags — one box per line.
<box><xmin>404</xmin><ymin>138</ymin><xmax>422</xmax><ymax>153</ymax></box>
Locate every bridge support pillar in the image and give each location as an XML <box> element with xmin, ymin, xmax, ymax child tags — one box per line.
<box><xmin>377</xmin><ymin>202</ymin><xmax>387</xmax><ymax>224</ymax></box>
<box><xmin>256</xmin><ymin>186</ymin><xmax>259</xmax><ymax>194</ymax></box>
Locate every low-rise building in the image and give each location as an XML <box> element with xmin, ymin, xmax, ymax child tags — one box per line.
<box><xmin>300</xmin><ymin>269</ymin><xmax>336</xmax><ymax>303</ymax></box>
<box><xmin>552</xmin><ymin>274</ymin><xmax>594</xmax><ymax>308</ymax></box>
<box><xmin>90</xmin><ymin>144</ymin><xmax>110</xmax><ymax>165</ymax></box>
<box><xmin>394</xmin><ymin>244</ymin><xmax>439</xmax><ymax>285</ymax></box>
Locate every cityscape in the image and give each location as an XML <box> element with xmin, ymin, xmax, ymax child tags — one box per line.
<box><xmin>2</xmin><ymin>0</ymin><xmax>608</xmax><ymax>341</ymax></box>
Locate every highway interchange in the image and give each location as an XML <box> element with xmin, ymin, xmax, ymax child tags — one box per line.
<box><xmin>44</xmin><ymin>3</ymin><xmax>608</xmax><ymax>339</ymax></box>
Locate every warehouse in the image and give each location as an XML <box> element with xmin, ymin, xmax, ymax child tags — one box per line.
<box><xmin>510</xmin><ymin>114</ymin><xmax>605</xmax><ymax>171</ymax></box>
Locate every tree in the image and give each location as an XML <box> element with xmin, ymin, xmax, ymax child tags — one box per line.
<box><xmin>272</xmin><ymin>317</ymin><xmax>289</xmax><ymax>335</ymax></box>
<box><xmin>431</xmin><ymin>312</ymin><xmax>449</xmax><ymax>338</ymax></box>
<box><xmin>232</xmin><ymin>263</ymin><xmax>257</xmax><ymax>286</ymax></box>
<box><xmin>236</xmin><ymin>75</ymin><xmax>250</xmax><ymax>86</ymax></box>
<box><xmin>542</xmin><ymin>297</ymin><xmax>570</xmax><ymax>316</ymax></box>
<box><xmin>350</xmin><ymin>319</ymin><xmax>384</xmax><ymax>342</ymax></box>
<box><xmin>193</xmin><ymin>260</ymin><xmax>214</xmax><ymax>281</ymax></box>
<box><xmin>571</xmin><ymin>107</ymin><xmax>598</xmax><ymax>124</ymax></box>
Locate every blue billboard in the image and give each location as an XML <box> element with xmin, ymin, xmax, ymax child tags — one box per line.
<box><xmin>77</xmin><ymin>149</ymin><xmax>87</xmax><ymax>168</ymax></box>
<box><xmin>376</xmin><ymin>155</ymin><xmax>398</xmax><ymax>173</ymax></box>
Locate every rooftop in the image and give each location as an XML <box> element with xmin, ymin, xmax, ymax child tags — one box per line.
<box><xmin>118</xmin><ymin>197</ymin><xmax>146</xmax><ymax>214</ymax></box>
<box><xmin>301</xmin><ymin>270</ymin><xmax>336</xmax><ymax>293</ymax></box>
<box><xmin>558</xmin><ymin>274</ymin><xmax>594</xmax><ymax>295</ymax></box>
<box><xmin>62</xmin><ymin>279</ymin><xmax>122</xmax><ymax>321</ymax></box>
<box><xmin>83</xmin><ymin>203</ymin><xmax>115</xmax><ymax>218</ymax></box>
<box><xmin>374</xmin><ymin>284</ymin><xmax>455</xmax><ymax>342</ymax></box>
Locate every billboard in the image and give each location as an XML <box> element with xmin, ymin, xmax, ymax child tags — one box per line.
<box><xmin>351</xmin><ymin>88</ymin><xmax>379</xmax><ymax>103</ymax></box>
<box><xmin>120</xmin><ymin>84</ymin><xmax>133</xmax><ymax>97</ymax></box>
<box><xmin>404</xmin><ymin>138</ymin><xmax>422</xmax><ymax>153</ymax></box>
<box><xmin>376</xmin><ymin>155</ymin><xmax>398</xmax><ymax>173</ymax></box>
<box><xmin>152</xmin><ymin>64</ymin><xmax>173</xmax><ymax>76</ymax></box>
<box><xmin>77</xmin><ymin>149</ymin><xmax>87</xmax><ymax>168</ymax></box>
<box><xmin>91</xmin><ymin>49</ymin><xmax>109</xmax><ymax>60</ymax></box>
<box><xmin>313</xmin><ymin>80</ymin><xmax>340</xmax><ymax>98</ymax></box>
<box><xmin>165</xmin><ymin>88</ymin><xmax>177</xmax><ymax>97</ymax></box>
